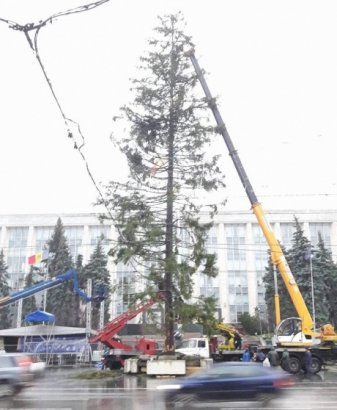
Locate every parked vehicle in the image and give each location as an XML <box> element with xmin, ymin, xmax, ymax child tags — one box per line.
<box><xmin>0</xmin><ymin>353</ymin><xmax>33</xmax><ymax>398</ymax></box>
<box><xmin>175</xmin><ymin>337</ymin><xmax>210</xmax><ymax>359</ymax></box>
<box><xmin>29</xmin><ymin>359</ymin><xmax>46</xmax><ymax>378</ymax></box>
<box><xmin>157</xmin><ymin>361</ymin><xmax>294</xmax><ymax>408</ymax></box>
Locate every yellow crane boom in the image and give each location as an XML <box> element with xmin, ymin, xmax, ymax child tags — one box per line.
<box><xmin>188</xmin><ymin>49</ymin><xmax>317</xmax><ymax>340</ymax></box>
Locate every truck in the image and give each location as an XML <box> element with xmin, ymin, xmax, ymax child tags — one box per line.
<box><xmin>187</xmin><ymin>50</ymin><xmax>337</xmax><ymax>374</ymax></box>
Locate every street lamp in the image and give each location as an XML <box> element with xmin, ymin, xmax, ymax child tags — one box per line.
<box><xmin>255</xmin><ymin>307</ymin><xmax>263</xmax><ymax>335</ymax></box>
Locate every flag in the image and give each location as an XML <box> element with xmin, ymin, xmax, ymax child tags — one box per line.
<box><xmin>28</xmin><ymin>250</ymin><xmax>49</xmax><ymax>265</ymax></box>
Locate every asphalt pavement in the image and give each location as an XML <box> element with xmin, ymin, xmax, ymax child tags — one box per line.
<box><xmin>1</xmin><ymin>365</ymin><xmax>337</xmax><ymax>409</ymax></box>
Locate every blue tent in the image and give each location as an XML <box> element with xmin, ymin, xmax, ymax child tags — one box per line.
<box><xmin>24</xmin><ymin>310</ymin><xmax>55</xmax><ymax>323</ymax></box>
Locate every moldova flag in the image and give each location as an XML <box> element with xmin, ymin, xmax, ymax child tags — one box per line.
<box><xmin>28</xmin><ymin>250</ymin><xmax>49</xmax><ymax>265</ymax></box>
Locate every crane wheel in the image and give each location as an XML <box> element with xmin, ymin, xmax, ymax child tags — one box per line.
<box><xmin>286</xmin><ymin>357</ymin><xmax>301</xmax><ymax>374</ymax></box>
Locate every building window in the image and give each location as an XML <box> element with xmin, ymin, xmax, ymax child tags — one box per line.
<box><xmin>7</xmin><ymin>227</ymin><xmax>29</xmax><ymax>289</ymax></box>
<box><xmin>8</xmin><ymin>227</ymin><xmax>28</xmax><ymax>250</ymax></box>
<box><xmin>89</xmin><ymin>225</ymin><xmax>110</xmax><ymax>246</ymax></box>
<box><xmin>199</xmin><ymin>273</ymin><xmax>219</xmax><ymax>300</ymax></box>
<box><xmin>206</xmin><ymin>226</ymin><xmax>218</xmax><ymax>254</ymax></box>
<box><xmin>34</xmin><ymin>226</ymin><xmax>54</xmax><ymax>251</ymax></box>
<box><xmin>89</xmin><ymin>225</ymin><xmax>110</xmax><ymax>252</ymax></box>
<box><xmin>115</xmin><ymin>263</ymin><xmax>136</xmax><ymax>315</ymax></box>
<box><xmin>228</xmin><ymin>270</ymin><xmax>248</xmax><ymax>323</ymax></box>
<box><xmin>229</xmin><ymin>304</ymin><xmax>249</xmax><ymax>323</ymax></box>
<box><xmin>309</xmin><ymin>223</ymin><xmax>331</xmax><ymax>248</ymax></box>
<box><xmin>256</xmin><ymin>271</ymin><xmax>266</xmax><ymax>305</ymax></box>
<box><xmin>252</xmin><ymin>224</ymin><xmax>268</xmax><ymax>306</ymax></box>
<box><xmin>280</xmin><ymin>223</ymin><xmax>295</xmax><ymax>250</ymax></box>
<box><xmin>226</xmin><ymin>224</ymin><xmax>246</xmax><ymax>270</ymax></box>
<box><xmin>64</xmin><ymin>226</ymin><xmax>84</xmax><ymax>260</ymax></box>
<box><xmin>252</xmin><ymin>224</ymin><xmax>268</xmax><ymax>268</ymax></box>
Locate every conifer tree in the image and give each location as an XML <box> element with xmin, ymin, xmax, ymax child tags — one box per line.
<box><xmin>100</xmin><ymin>13</ymin><xmax>225</xmax><ymax>350</ymax></box>
<box><xmin>263</xmin><ymin>247</ymin><xmax>296</xmax><ymax>328</ymax></box>
<box><xmin>22</xmin><ymin>267</ymin><xmax>38</xmax><ymax>319</ymax></box>
<box><xmin>0</xmin><ymin>249</ymin><xmax>11</xmax><ymax>329</ymax></box>
<box><xmin>263</xmin><ymin>217</ymin><xmax>332</xmax><ymax>330</ymax></box>
<box><xmin>286</xmin><ymin>218</ymin><xmax>327</xmax><ymax>327</ymax></box>
<box><xmin>314</xmin><ymin>233</ymin><xmax>337</xmax><ymax>326</ymax></box>
<box><xmin>46</xmin><ymin>218</ymin><xmax>77</xmax><ymax>326</ymax></box>
<box><xmin>82</xmin><ymin>241</ymin><xmax>111</xmax><ymax>329</ymax></box>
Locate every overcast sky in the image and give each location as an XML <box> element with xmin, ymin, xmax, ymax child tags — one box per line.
<box><xmin>0</xmin><ymin>0</ymin><xmax>336</xmax><ymax>215</ymax></box>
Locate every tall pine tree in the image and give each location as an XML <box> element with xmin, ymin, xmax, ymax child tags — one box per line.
<box><xmin>82</xmin><ymin>241</ymin><xmax>111</xmax><ymax>330</ymax></box>
<box><xmin>46</xmin><ymin>218</ymin><xmax>78</xmax><ymax>326</ymax></box>
<box><xmin>100</xmin><ymin>13</ymin><xmax>225</xmax><ymax>350</ymax></box>
<box><xmin>0</xmin><ymin>250</ymin><xmax>11</xmax><ymax>329</ymax></box>
<box><xmin>315</xmin><ymin>233</ymin><xmax>337</xmax><ymax>326</ymax></box>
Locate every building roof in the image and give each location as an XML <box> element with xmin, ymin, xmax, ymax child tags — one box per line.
<box><xmin>0</xmin><ymin>325</ymin><xmax>97</xmax><ymax>337</ymax></box>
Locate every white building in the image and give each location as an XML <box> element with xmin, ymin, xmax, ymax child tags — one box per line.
<box><xmin>0</xmin><ymin>209</ymin><xmax>336</xmax><ymax>325</ymax></box>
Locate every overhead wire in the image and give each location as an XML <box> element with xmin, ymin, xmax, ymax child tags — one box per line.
<box><xmin>0</xmin><ymin>0</ymin><xmax>114</xmax><ymax>220</ymax></box>
<box><xmin>0</xmin><ymin>0</ymin><xmax>147</xmax><ymax>277</ymax></box>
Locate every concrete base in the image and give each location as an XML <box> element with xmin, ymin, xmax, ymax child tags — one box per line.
<box><xmin>200</xmin><ymin>358</ymin><xmax>213</xmax><ymax>368</ymax></box>
<box><xmin>124</xmin><ymin>358</ymin><xmax>139</xmax><ymax>374</ymax></box>
<box><xmin>146</xmin><ymin>359</ymin><xmax>186</xmax><ymax>376</ymax></box>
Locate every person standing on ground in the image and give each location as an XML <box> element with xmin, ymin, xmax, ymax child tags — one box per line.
<box><xmin>267</xmin><ymin>347</ymin><xmax>280</xmax><ymax>367</ymax></box>
<box><xmin>242</xmin><ymin>348</ymin><xmax>251</xmax><ymax>362</ymax></box>
<box><xmin>255</xmin><ymin>349</ymin><xmax>265</xmax><ymax>363</ymax></box>
<box><xmin>281</xmin><ymin>349</ymin><xmax>290</xmax><ymax>372</ymax></box>
<box><xmin>304</xmin><ymin>348</ymin><xmax>312</xmax><ymax>375</ymax></box>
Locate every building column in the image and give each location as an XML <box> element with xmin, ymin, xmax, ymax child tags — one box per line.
<box><xmin>331</xmin><ymin>221</ymin><xmax>337</xmax><ymax>263</ymax></box>
<box><xmin>217</xmin><ymin>223</ymin><xmax>228</xmax><ymax>322</ymax></box>
<box><xmin>245</xmin><ymin>222</ymin><xmax>257</xmax><ymax>315</ymax></box>
<box><xmin>82</xmin><ymin>225</ymin><xmax>91</xmax><ymax>264</ymax></box>
<box><xmin>0</xmin><ymin>226</ymin><xmax>6</xmax><ymax>251</ymax></box>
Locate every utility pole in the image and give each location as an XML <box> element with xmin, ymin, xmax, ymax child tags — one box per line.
<box><xmin>86</xmin><ymin>279</ymin><xmax>92</xmax><ymax>335</ymax></box>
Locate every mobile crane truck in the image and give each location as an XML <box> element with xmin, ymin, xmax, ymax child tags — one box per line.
<box><xmin>187</xmin><ymin>49</ymin><xmax>337</xmax><ymax>374</ymax></box>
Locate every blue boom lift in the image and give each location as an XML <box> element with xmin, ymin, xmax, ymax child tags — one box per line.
<box><xmin>0</xmin><ymin>269</ymin><xmax>105</xmax><ymax>308</ymax></box>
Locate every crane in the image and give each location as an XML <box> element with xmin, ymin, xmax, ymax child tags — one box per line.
<box><xmin>187</xmin><ymin>49</ymin><xmax>337</xmax><ymax>345</ymax></box>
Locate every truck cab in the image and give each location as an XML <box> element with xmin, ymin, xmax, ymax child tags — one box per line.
<box><xmin>175</xmin><ymin>337</ymin><xmax>210</xmax><ymax>358</ymax></box>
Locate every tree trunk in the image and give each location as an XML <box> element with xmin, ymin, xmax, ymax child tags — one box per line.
<box><xmin>164</xmin><ymin>46</ymin><xmax>176</xmax><ymax>352</ymax></box>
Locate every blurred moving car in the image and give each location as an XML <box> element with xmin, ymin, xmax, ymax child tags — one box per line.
<box><xmin>157</xmin><ymin>361</ymin><xmax>294</xmax><ymax>408</ymax></box>
<box><xmin>0</xmin><ymin>353</ymin><xmax>33</xmax><ymax>398</ymax></box>
<box><xmin>30</xmin><ymin>359</ymin><xmax>46</xmax><ymax>377</ymax></box>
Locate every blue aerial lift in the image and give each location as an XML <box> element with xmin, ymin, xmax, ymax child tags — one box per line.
<box><xmin>0</xmin><ymin>269</ymin><xmax>106</xmax><ymax>308</ymax></box>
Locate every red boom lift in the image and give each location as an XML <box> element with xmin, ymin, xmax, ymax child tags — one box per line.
<box><xmin>90</xmin><ymin>292</ymin><xmax>165</xmax><ymax>368</ymax></box>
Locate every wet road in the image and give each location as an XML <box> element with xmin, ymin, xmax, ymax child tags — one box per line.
<box><xmin>2</xmin><ymin>366</ymin><xmax>337</xmax><ymax>409</ymax></box>
<box><xmin>2</xmin><ymin>367</ymin><xmax>166</xmax><ymax>410</ymax></box>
